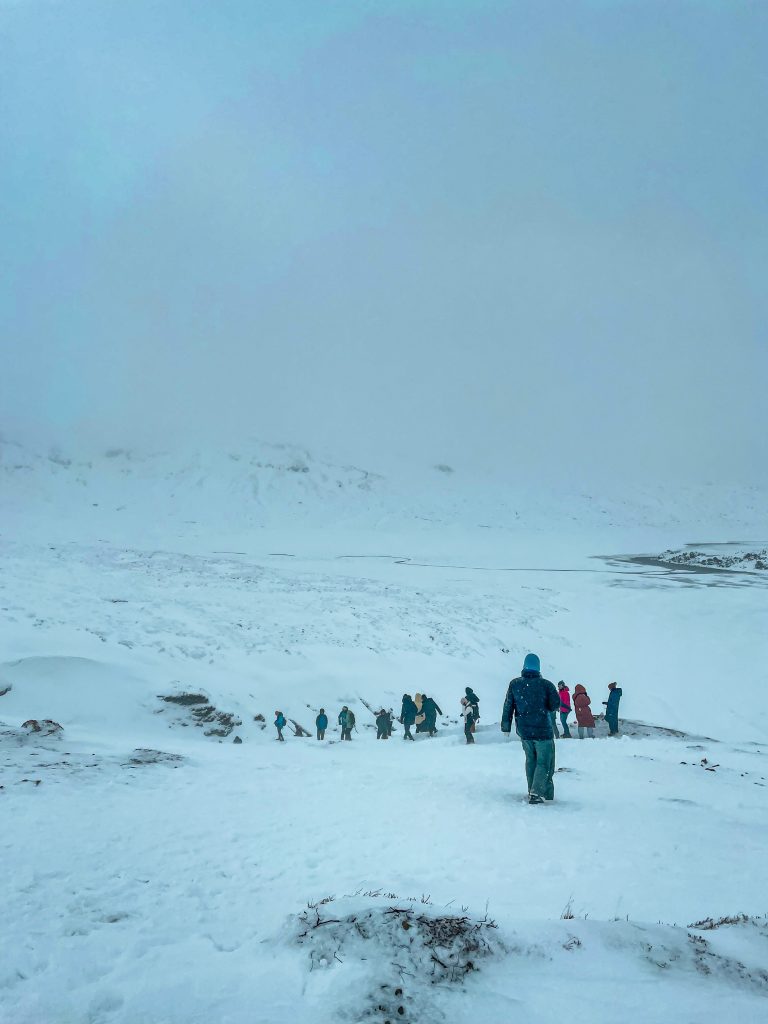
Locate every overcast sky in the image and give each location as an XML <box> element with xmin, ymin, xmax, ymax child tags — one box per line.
<box><xmin>1</xmin><ymin>0</ymin><xmax>766</xmax><ymax>483</ymax></box>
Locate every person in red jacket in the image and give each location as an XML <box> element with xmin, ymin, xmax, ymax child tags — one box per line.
<box><xmin>573</xmin><ymin>684</ymin><xmax>595</xmax><ymax>738</ymax></box>
<box><xmin>557</xmin><ymin>682</ymin><xmax>572</xmax><ymax>738</ymax></box>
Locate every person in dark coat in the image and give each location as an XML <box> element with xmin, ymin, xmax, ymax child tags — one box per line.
<box><xmin>460</xmin><ymin>697</ymin><xmax>475</xmax><ymax>744</ymax></box>
<box><xmin>573</xmin><ymin>685</ymin><xmax>595</xmax><ymax>738</ymax></box>
<box><xmin>465</xmin><ymin>687</ymin><xmax>480</xmax><ymax>730</ymax></box>
<box><xmin>274</xmin><ymin>711</ymin><xmax>287</xmax><ymax>742</ymax></box>
<box><xmin>557</xmin><ymin>682</ymin><xmax>572</xmax><ymax>738</ymax></box>
<box><xmin>501</xmin><ymin>653</ymin><xmax>559</xmax><ymax>803</ymax></box>
<box><xmin>338</xmin><ymin>706</ymin><xmax>354</xmax><ymax>741</ymax></box>
<box><xmin>421</xmin><ymin>695</ymin><xmax>442</xmax><ymax>736</ymax></box>
<box><xmin>376</xmin><ymin>709</ymin><xmax>389</xmax><ymax>739</ymax></box>
<box><xmin>603</xmin><ymin>682</ymin><xmax>622</xmax><ymax>735</ymax></box>
<box><xmin>400</xmin><ymin>694</ymin><xmax>416</xmax><ymax>741</ymax></box>
<box><xmin>316</xmin><ymin>709</ymin><xmax>328</xmax><ymax>740</ymax></box>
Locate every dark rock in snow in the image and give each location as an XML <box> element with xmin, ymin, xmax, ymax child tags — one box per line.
<box><xmin>22</xmin><ymin>719</ymin><xmax>63</xmax><ymax>735</ymax></box>
<box><xmin>128</xmin><ymin>749</ymin><xmax>185</xmax><ymax>766</ymax></box>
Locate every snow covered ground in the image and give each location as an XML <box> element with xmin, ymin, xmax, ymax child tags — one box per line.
<box><xmin>1</xmin><ymin>440</ymin><xmax>766</xmax><ymax>1022</ymax></box>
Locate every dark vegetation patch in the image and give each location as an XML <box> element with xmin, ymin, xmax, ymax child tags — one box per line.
<box><xmin>292</xmin><ymin>894</ymin><xmax>504</xmax><ymax>1022</ymax></box>
<box><xmin>158</xmin><ymin>692</ymin><xmax>209</xmax><ymax>706</ymax></box>
<box><xmin>689</xmin><ymin>913</ymin><xmax>755</xmax><ymax>930</ymax></box>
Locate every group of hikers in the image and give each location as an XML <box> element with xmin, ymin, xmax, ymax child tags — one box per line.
<box><xmin>272</xmin><ymin>665</ymin><xmax>622</xmax><ymax>793</ymax></box>
<box><xmin>553</xmin><ymin>679</ymin><xmax>622</xmax><ymax>738</ymax></box>
<box><xmin>272</xmin><ymin>689</ymin><xmax>477</xmax><ymax>743</ymax></box>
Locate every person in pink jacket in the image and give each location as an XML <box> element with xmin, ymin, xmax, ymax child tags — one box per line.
<box><xmin>557</xmin><ymin>682</ymin><xmax>572</xmax><ymax>738</ymax></box>
<box><xmin>573</xmin><ymin>684</ymin><xmax>595</xmax><ymax>738</ymax></box>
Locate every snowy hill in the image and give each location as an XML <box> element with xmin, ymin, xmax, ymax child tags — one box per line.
<box><xmin>3</xmin><ymin>437</ymin><xmax>767</xmax><ymax>541</ymax></box>
<box><xmin>1</xmin><ymin>437</ymin><xmax>766</xmax><ymax>1023</ymax></box>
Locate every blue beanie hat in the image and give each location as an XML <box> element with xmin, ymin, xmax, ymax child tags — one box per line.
<box><xmin>523</xmin><ymin>653</ymin><xmax>541</xmax><ymax>673</ymax></box>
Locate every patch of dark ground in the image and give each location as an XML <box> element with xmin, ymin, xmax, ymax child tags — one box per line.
<box><xmin>615</xmin><ymin>719</ymin><xmax>718</xmax><ymax>742</ymax></box>
<box><xmin>157</xmin><ymin>691</ymin><xmax>242</xmax><ymax>737</ymax></box>
<box><xmin>662</xmin><ymin>548</ymin><xmax>768</xmax><ymax>571</ymax></box>
<box><xmin>599</xmin><ymin>548</ymin><xmax>768</xmax><ymax>589</ymax></box>
<box><xmin>124</xmin><ymin>748</ymin><xmax>185</xmax><ymax>767</ymax></box>
<box><xmin>0</xmin><ymin>732</ymin><xmax>187</xmax><ymax>788</ymax></box>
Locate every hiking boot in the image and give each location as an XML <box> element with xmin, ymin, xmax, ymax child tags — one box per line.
<box><xmin>528</xmin><ymin>794</ymin><xmax>544</xmax><ymax>805</ymax></box>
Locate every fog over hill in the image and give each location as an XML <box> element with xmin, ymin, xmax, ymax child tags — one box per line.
<box><xmin>1</xmin><ymin>1</ymin><xmax>766</xmax><ymax>487</ymax></box>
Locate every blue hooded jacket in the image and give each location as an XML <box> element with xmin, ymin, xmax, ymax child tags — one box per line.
<box><xmin>501</xmin><ymin>656</ymin><xmax>559</xmax><ymax>740</ymax></box>
<box><xmin>605</xmin><ymin>688</ymin><xmax>622</xmax><ymax>715</ymax></box>
<box><xmin>400</xmin><ymin>695</ymin><xmax>417</xmax><ymax>725</ymax></box>
<box><xmin>316</xmin><ymin>713</ymin><xmax>328</xmax><ymax>730</ymax></box>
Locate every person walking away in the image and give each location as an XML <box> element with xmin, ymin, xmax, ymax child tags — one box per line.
<box><xmin>501</xmin><ymin>653</ymin><xmax>559</xmax><ymax>804</ymax></box>
<box><xmin>346</xmin><ymin>708</ymin><xmax>356</xmax><ymax>739</ymax></box>
<box><xmin>460</xmin><ymin>697</ymin><xmax>475</xmax><ymax>744</ymax></box>
<box><xmin>465</xmin><ymin>687</ymin><xmax>480</xmax><ymax>731</ymax></box>
<box><xmin>338</xmin><ymin>706</ymin><xmax>350</xmax><ymax>740</ymax></box>
<box><xmin>603</xmin><ymin>682</ymin><xmax>623</xmax><ymax>736</ymax></box>
<box><xmin>274</xmin><ymin>710</ymin><xmax>287</xmax><ymax>742</ymax></box>
<box><xmin>422</xmin><ymin>694</ymin><xmax>442</xmax><ymax>736</ymax></box>
<box><xmin>376</xmin><ymin>709</ymin><xmax>389</xmax><ymax>739</ymax></box>
<box><xmin>316</xmin><ymin>709</ymin><xmax>328</xmax><ymax>740</ymax></box>
<box><xmin>573</xmin><ymin>685</ymin><xmax>595</xmax><ymax>738</ymax></box>
<box><xmin>400</xmin><ymin>694</ymin><xmax>417</xmax><ymax>741</ymax></box>
<box><xmin>557</xmin><ymin>682</ymin><xmax>572</xmax><ymax>738</ymax></box>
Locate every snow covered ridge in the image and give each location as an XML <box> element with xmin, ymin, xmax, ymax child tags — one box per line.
<box><xmin>2</xmin><ymin>435</ymin><xmax>767</xmax><ymax>533</ymax></box>
<box><xmin>657</xmin><ymin>546</ymin><xmax>768</xmax><ymax>571</ymax></box>
<box><xmin>0</xmin><ymin>437</ymin><xmax>386</xmax><ymax>529</ymax></box>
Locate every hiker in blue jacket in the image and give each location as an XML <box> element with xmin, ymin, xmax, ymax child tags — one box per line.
<box><xmin>316</xmin><ymin>709</ymin><xmax>328</xmax><ymax>740</ymax></box>
<box><xmin>274</xmin><ymin>710</ymin><xmax>287</xmax><ymax>742</ymax></box>
<box><xmin>603</xmin><ymin>682</ymin><xmax>623</xmax><ymax>736</ymax></box>
<box><xmin>501</xmin><ymin>654</ymin><xmax>560</xmax><ymax>804</ymax></box>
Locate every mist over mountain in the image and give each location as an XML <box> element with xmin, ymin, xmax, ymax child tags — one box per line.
<box><xmin>2</xmin><ymin>0</ymin><xmax>766</xmax><ymax>487</ymax></box>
